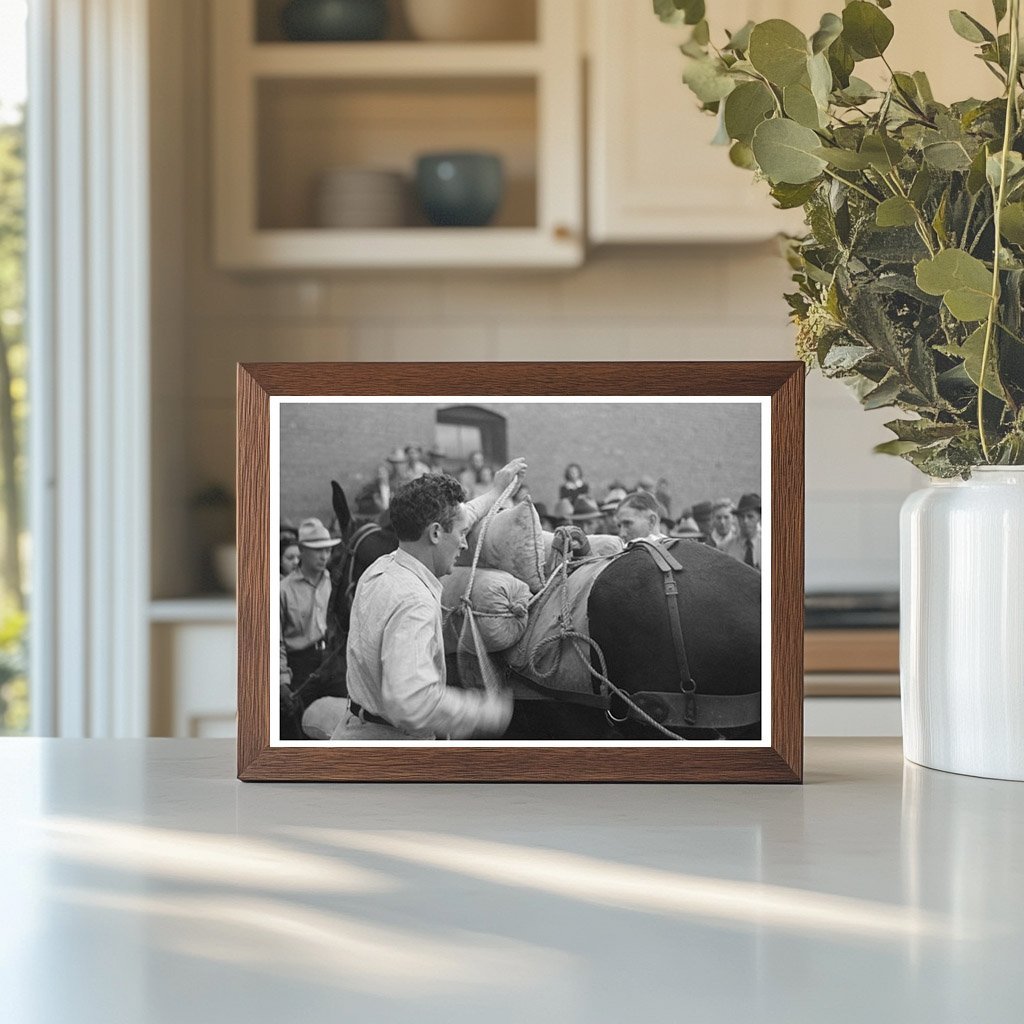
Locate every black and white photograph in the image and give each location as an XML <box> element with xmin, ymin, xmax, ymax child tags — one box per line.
<box><xmin>271</xmin><ymin>395</ymin><xmax>770</xmax><ymax>746</ymax></box>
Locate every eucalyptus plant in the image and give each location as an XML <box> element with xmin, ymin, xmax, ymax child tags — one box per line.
<box><xmin>657</xmin><ymin>0</ymin><xmax>1024</xmax><ymax>476</ymax></box>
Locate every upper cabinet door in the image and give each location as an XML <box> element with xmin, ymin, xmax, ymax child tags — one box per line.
<box><xmin>587</xmin><ymin>0</ymin><xmax>806</xmax><ymax>244</ymax></box>
<box><xmin>587</xmin><ymin>0</ymin><xmax>997</xmax><ymax>245</ymax></box>
<box><xmin>211</xmin><ymin>0</ymin><xmax>584</xmax><ymax>269</ymax></box>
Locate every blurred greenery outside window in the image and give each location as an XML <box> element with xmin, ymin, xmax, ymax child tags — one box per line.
<box><xmin>0</xmin><ymin>0</ymin><xmax>28</xmax><ymax>734</ymax></box>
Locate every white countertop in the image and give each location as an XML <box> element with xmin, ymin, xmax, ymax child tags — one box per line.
<box><xmin>1</xmin><ymin>737</ymin><xmax>1020</xmax><ymax>1023</ymax></box>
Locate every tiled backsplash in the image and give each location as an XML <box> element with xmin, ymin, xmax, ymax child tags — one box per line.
<box><xmin>181</xmin><ymin>247</ymin><xmax>918</xmax><ymax>592</ymax></box>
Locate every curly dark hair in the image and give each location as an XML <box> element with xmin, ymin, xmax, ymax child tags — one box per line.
<box><xmin>389</xmin><ymin>473</ymin><xmax>466</xmax><ymax>542</ymax></box>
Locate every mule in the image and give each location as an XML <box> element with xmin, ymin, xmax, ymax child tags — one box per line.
<box><xmin>288</xmin><ymin>482</ymin><xmax>397</xmax><ymax>727</ymax></box>
<box><xmin>507</xmin><ymin>539</ymin><xmax>762</xmax><ymax>740</ymax></box>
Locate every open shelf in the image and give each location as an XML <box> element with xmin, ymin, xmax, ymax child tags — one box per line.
<box><xmin>213</xmin><ymin>0</ymin><xmax>581</xmax><ymax>268</ymax></box>
<box><xmin>254</xmin><ymin>0</ymin><xmax>538</xmax><ymax>44</ymax></box>
<box><xmin>249</xmin><ymin>42</ymin><xmax>544</xmax><ymax>77</ymax></box>
<box><xmin>257</xmin><ymin>76</ymin><xmax>537</xmax><ymax>232</ymax></box>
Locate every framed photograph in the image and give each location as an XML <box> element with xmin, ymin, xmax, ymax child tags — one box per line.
<box><xmin>238</xmin><ymin>362</ymin><xmax>804</xmax><ymax>782</ymax></box>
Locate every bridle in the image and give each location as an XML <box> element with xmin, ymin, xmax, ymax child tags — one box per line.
<box><xmin>342</xmin><ymin>521</ymin><xmax>385</xmax><ymax>610</ymax></box>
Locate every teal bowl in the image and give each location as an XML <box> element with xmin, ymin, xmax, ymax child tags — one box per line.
<box><xmin>281</xmin><ymin>0</ymin><xmax>388</xmax><ymax>42</ymax></box>
<box><xmin>415</xmin><ymin>153</ymin><xmax>505</xmax><ymax>228</ymax></box>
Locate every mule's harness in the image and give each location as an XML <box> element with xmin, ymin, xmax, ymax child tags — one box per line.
<box><xmin>623</xmin><ymin>540</ymin><xmax>762</xmax><ymax>735</ymax></box>
<box><xmin>515</xmin><ymin>536</ymin><xmax>761</xmax><ymax>738</ymax></box>
<box><xmin>344</xmin><ymin>521</ymin><xmax>385</xmax><ymax>607</ymax></box>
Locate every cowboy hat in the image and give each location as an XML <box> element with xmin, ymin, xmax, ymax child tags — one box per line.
<box><xmin>736</xmin><ymin>492</ymin><xmax>761</xmax><ymax>515</ymax></box>
<box><xmin>570</xmin><ymin>496</ymin><xmax>604</xmax><ymax>521</ymax></box>
<box><xmin>297</xmin><ymin>517</ymin><xmax>341</xmax><ymax>549</ymax></box>
<box><xmin>599</xmin><ymin>487</ymin><xmax>628</xmax><ymax>512</ymax></box>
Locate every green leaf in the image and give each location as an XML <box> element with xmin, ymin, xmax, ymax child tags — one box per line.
<box><xmin>908</xmin><ymin>164</ymin><xmax>933</xmax><ymax>205</ymax></box>
<box><xmin>827</xmin><ymin>35</ymin><xmax>855</xmax><ymax>89</ymax></box>
<box><xmin>862</xmin><ymin>374</ymin><xmax>903</xmax><ymax>409</ymax></box>
<box><xmin>842</xmin><ymin>1</ymin><xmax>894</xmax><ymax>59</ymax></box>
<box><xmin>932</xmin><ymin>190</ymin><xmax>950</xmax><ymax>247</ymax></box>
<box><xmin>810</xmin><ymin>12</ymin><xmax>843</xmax><ymax>54</ymax></box>
<box><xmin>876</xmin><ymin>197</ymin><xmax>918</xmax><ymax>228</ymax></box>
<box><xmin>915</xmin><ymin>249</ymin><xmax>994</xmax><ymax>322</ymax></box>
<box><xmin>874</xmin><ymin>439</ymin><xmax>922</xmax><ymax>455</ymax></box>
<box><xmin>967</xmin><ymin>144</ymin><xmax>991</xmax><ymax>194</ymax></box>
<box><xmin>723</xmin><ymin>81</ymin><xmax>775</xmax><ymax>144</ymax></box>
<box><xmin>939</xmin><ymin>325</ymin><xmax>1006</xmax><ymax>397</ymax></box>
<box><xmin>986</xmin><ymin>150</ymin><xmax>1024</xmax><ymax>191</ymax></box>
<box><xmin>912</xmin><ymin>71</ymin><xmax>935</xmax><ymax>104</ymax></box>
<box><xmin>1000</xmin><ymin>203</ymin><xmax>1024</xmax><ymax>245</ymax></box>
<box><xmin>751</xmin><ymin>118</ymin><xmax>828</xmax><ymax>184</ymax></box>
<box><xmin>653</xmin><ymin>0</ymin><xmax>705</xmax><ymax>26</ymax></box>
<box><xmin>724</xmin><ymin>20</ymin><xmax>755</xmax><ymax>53</ymax></box>
<box><xmin>923</xmin><ymin>140</ymin><xmax>972</xmax><ymax>171</ymax></box>
<box><xmin>784</xmin><ymin>80</ymin><xmax>824</xmax><ymax>129</ymax></box>
<box><xmin>948</xmin><ymin>10</ymin><xmax>994</xmax><ymax>44</ymax></box>
<box><xmin>748</xmin><ymin>20</ymin><xmax>809</xmax><ymax>87</ymax></box>
<box><xmin>770</xmin><ymin>180</ymin><xmax>820</xmax><ymax>209</ymax></box>
<box><xmin>682</xmin><ymin>57</ymin><xmax>736</xmax><ymax>104</ymax></box>
<box><xmin>813</xmin><ymin>146</ymin><xmax>872</xmax><ymax>170</ymax></box>
<box><xmin>729</xmin><ymin>140</ymin><xmax>757</xmax><ymax>169</ymax></box>
<box><xmin>860</xmin><ymin>133</ymin><xmax>904</xmax><ymax>173</ymax></box>
<box><xmin>807</xmin><ymin>51</ymin><xmax>833</xmax><ymax>110</ymax></box>
<box><xmin>884</xmin><ymin>418</ymin><xmax>963</xmax><ymax>443</ymax></box>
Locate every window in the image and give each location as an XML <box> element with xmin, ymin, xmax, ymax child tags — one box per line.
<box><xmin>435</xmin><ymin>405</ymin><xmax>507</xmax><ymax>468</ymax></box>
<box><xmin>0</xmin><ymin>0</ymin><xmax>27</xmax><ymax>734</ymax></box>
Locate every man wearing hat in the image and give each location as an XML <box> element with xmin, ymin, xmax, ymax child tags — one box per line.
<box><xmin>722</xmin><ymin>493</ymin><xmax>762</xmax><ymax>570</ymax></box>
<box><xmin>280</xmin><ymin>517</ymin><xmax>341</xmax><ymax>698</ymax></box>
<box><xmin>599</xmin><ymin>486</ymin><xmax>628</xmax><ymax>533</ymax></box>
<box><xmin>685</xmin><ymin>500</ymin><xmax>717</xmax><ymax>547</ymax></box>
<box><xmin>570</xmin><ymin>495</ymin><xmax>604</xmax><ymax>535</ymax></box>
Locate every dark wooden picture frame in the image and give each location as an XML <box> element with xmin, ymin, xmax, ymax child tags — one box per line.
<box><xmin>238</xmin><ymin>362</ymin><xmax>804</xmax><ymax>782</ymax></box>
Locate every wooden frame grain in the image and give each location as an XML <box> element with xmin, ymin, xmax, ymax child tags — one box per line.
<box><xmin>237</xmin><ymin>362</ymin><xmax>804</xmax><ymax>782</ymax></box>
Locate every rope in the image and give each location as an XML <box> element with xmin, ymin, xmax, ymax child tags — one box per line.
<box><xmin>460</xmin><ymin>485</ymin><xmax>682</xmax><ymax>739</ymax></box>
<box><xmin>524</xmin><ymin>548</ymin><xmax>684</xmax><ymax>740</ymax></box>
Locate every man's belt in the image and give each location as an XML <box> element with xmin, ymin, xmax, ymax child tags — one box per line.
<box><xmin>349</xmin><ymin>700</ymin><xmax>391</xmax><ymax>727</ymax></box>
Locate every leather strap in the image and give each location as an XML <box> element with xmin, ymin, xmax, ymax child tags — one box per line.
<box><xmin>631</xmin><ymin>540</ymin><xmax>698</xmax><ymax>724</ymax></box>
<box><xmin>349</xmin><ymin>700</ymin><xmax>391</xmax><ymax>727</ymax></box>
<box><xmin>629</xmin><ymin>690</ymin><xmax>762</xmax><ymax>731</ymax></box>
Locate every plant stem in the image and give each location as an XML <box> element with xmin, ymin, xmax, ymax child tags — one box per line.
<box><xmin>979</xmin><ymin>0</ymin><xmax>1021</xmax><ymax>462</ymax></box>
<box><xmin>822</xmin><ymin>167</ymin><xmax>879</xmax><ymax>205</ymax></box>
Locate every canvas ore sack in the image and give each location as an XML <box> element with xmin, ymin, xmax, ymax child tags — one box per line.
<box><xmin>505</xmin><ymin>558</ymin><xmax>617</xmax><ymax>699</ymax></box>
<box><xmin>456</xmin><ymin>501</ymin><xmax>546</xmax><ymax>593</ymax></box>
<box><xmin>441</xmin><ymin>566</ymin><xmax>531</xmax><ymax>655</ymax></box>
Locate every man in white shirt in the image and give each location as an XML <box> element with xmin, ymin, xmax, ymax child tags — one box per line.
<box><xmin>722</xmin><ymin>493</ymin><xmax>761</xmax><ymax>571</ymax></box>
<box><xmin>614</xmin><ymin>491</ymin><xmax>669</xmax><ymax>546</ymax></box>
<box><xmin>331</xmin><ymin>457</ymin><xmax>526</xmax><ymax>741</ymax></box>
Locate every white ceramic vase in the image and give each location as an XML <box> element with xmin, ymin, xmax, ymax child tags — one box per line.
<box><xmin>900</xmin><ymin>466</ymin><xmax>1024</xmax><ymax>780</ymax></box>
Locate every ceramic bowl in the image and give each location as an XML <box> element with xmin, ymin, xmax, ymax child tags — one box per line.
<box><xmin>281</xmin><ymin>0</ymin><xmax>388</xmax><ymax>42</ymax></box>
<box><xmin>415</xmin><ymin>152</ymin><xmax>504</xmax><ymax>227</ymax></box>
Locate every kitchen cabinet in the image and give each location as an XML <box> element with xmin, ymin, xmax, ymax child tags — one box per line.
<box><xmin>211</xmin><ymin>0</ymin><xmax>583</xmax><ymax>268</ymax></box>
<box><xmin>586</xmin><ymin>0</ymin><xmax>999</xmax><ymax>244</ymax></box>
<box><xmin>587</xmin><ymin>0</ymin><xmax>809</xmax><ymax>243</ymax></box>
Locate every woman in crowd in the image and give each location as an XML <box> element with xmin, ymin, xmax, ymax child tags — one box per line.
<box><xmin>280</xmin><ymin>537</ymin><xmax>300</xmax><ymax>578</ymax></box>
<box><xmin>559</xmin><ymin>463</ymin><xmax>590</xmax><ymax>503</ymax></box>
